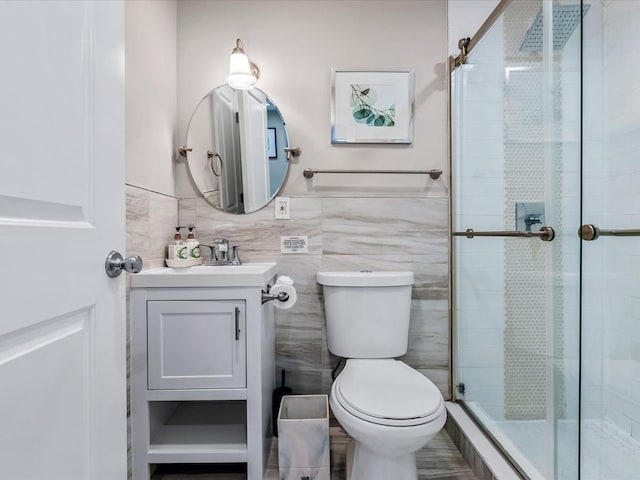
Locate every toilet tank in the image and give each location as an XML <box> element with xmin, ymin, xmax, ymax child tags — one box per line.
<box><xmin>317</xmin><ymin>271</ymin><xmax>414</xmax><ymax>358</ymax></box>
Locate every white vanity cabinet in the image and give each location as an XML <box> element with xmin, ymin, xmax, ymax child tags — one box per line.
<box><xmin>130</xmin><ymin>264</ymin><xmax>278</xmax><ymax>480</ymax></box>
<box><xmin>147</xmin><ymin>300</ymin><xmax>246</xmax><ymax>390</ymax></box>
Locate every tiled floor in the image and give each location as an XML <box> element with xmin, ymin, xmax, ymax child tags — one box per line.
<box><xmin>150</xmin><ymin>421</ymin><xmax>477</xmax><ymax>480</ymax></box>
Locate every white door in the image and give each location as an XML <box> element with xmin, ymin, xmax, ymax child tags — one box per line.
<box><xmin>0</xmin><ymin>2</ymin><xmax>126</xmax><ymax>479</ymax></box>
<box><xmin>239</xmin><ymin>89</ymin><xmax>270</xmax><ymax>213</ymax></box>
<box><xmin>213</xmin><ymin>87</ymin><xmax>242</xmax><ymax>213</ymax></box>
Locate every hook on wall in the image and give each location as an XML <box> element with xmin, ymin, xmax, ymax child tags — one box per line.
<box><xmin>284</xmin><ymin>146</ymin><xmax>302</xmax><ymax>161</ymax></box>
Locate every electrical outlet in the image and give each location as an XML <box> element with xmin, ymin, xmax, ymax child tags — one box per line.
<box><xmin>275</xmin><ymin>197</ymin><xmax>290</xmax><ymax>219</ymax></box>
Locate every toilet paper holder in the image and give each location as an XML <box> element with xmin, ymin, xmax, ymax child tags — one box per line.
<box><xmin>261</xmin><ymin>285</ymin><xmax>290</xmax><ymax>305</ymax></box>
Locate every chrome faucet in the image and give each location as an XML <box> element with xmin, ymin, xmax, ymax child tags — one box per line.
<box><xmin>201</xmin><ymin>238</ymin><xmax>241</xmax><ymax>265</ymax></box>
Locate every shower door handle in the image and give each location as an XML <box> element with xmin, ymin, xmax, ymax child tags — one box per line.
<box><xmin>453</xmin><ymin>226</ymin><xmax>555</xmax><ymax>242</ymax></box>
<box><xmin>579</xmin><ymin>224</ymin><xmax>640</xmax><ymax>241</ymax></box>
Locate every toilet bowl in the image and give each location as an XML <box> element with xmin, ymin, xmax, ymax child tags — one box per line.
<box><xmin>316</xmin><ymin>271</ymin><xmax>447</xmax><ymax>480</ymax></box>
<box><xmin>330</xmin><ymin>359</ymin><xmax>446</xmax><ymax>480</ymax></box>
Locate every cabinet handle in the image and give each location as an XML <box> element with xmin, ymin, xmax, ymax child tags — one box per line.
<box><xmin>235</xmin><ymin>307</ymin><xmax>240</xmax><ymax>341</ymax></box>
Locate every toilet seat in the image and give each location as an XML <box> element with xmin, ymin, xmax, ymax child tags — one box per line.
<box><xmin>333</xmin><ymin>359</ymin><xmax>444</xmax><ymax>427</ymax></box>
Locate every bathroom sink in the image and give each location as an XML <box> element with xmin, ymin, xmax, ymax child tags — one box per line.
<box><xmin>130</xmin><ymin>263</ymin><xmax>278</xmax><ymax>288</ymax></box>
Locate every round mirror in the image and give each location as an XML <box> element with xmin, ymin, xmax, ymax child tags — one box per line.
<box><xmin>185</xmin><ymin>85</ymin><xmax>290</xmax><ymax>214</ymax></box>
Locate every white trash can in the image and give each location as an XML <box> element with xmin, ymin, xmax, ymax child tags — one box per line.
<box><xmin>277</xmin><ymin>394</ymin><xmax>330</xmax><ymax>480</ymax></box>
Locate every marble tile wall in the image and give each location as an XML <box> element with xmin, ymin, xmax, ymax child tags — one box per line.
<box><xmin>178</xmin><ymin>195</ymin><xmax>451</xmax><ymax>398</ymax></box>
<box><xmin>126</xmin><ymin>184</ymin><xmax>179</xmax><ymax>270</ymax></box>
<box><xmin>125</xmin><ymin>184</ymin><xmax>178</xmax><ymax>479</ymax></box>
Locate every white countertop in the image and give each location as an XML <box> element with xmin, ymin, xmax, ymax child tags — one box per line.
<box><xmin>130</xmin><ymin>263</ymin><xmax>278</xmax><ymax>288</ymax></box>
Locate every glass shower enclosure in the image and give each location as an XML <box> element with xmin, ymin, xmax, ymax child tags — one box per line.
<box><xmin>451</xmin><ymin>1</ymin><xmax>640</xmax><ymax>479</ymax></box>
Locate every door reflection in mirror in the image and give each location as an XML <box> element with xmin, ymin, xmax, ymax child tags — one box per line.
<box><xmin>185</xmin><ymin>85</ymin><xmax>290</xmax><ymax>214</ymax></box>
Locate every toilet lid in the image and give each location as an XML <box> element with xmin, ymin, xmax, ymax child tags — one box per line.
<box><xmin>334</xmin><ymin>359</ymin><xmax>443</xmax><ymax>426</ymax></box>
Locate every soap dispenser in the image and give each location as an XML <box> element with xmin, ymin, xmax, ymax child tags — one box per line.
<box><xmin>186</xmin><ymin>227</ymin><xmax>200</xmax><ymax>259</ymax></box>
<box><xmin>168</xmin><ymin>227</ymin><xmax>188</xmax><ymax>260</ymax></box>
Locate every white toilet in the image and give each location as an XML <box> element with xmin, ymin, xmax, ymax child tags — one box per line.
<box><xmin>317</xmin><ymin>271</ymin><xmax>446</xmax><ymax>480</ymax></box>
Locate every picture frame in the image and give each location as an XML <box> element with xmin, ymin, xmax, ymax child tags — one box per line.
<box><xmin>267</xmin><ymin>127</ymin><xmax>277</xmax><ymax>158</ymax></box>
<box><xmin>331</xmin><ymin>68</ymin><xmax>414</xmax><ymax>144</ymax></box>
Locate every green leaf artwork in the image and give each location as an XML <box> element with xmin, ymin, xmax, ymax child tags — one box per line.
<box><xmin>350</xmin><ymin>84</ymin><xmax>395</xmax><ymax>127</ymax></box>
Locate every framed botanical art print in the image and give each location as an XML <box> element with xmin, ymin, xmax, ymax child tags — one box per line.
<box><xmin>331</xmin><ymin>69</ymin><xmax>415</xmax><ymax>144</ymax></box>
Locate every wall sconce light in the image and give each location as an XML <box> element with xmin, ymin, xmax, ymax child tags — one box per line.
<box><xmin>227</xmin><ymin>38</ymin><xmax>260</xmax><ymax>90</ymax></box>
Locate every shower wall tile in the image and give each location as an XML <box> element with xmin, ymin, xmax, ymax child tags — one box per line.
<box><xmin>456</xmin><ymin>177</ymin><xmax>505</xmax><ymax>197</ymax></box>
<box><xmin>456</xmin><ymin>308</ymin><xmax>504</xmax><ymax>331</ymax></box>
<box><xmin>460</xmin><ymin>101</ymin><xmax>503</xmax><ymax>130</ymax></box>
<box><xmin>461</xmin><ymin>83</ymin><xmax>504</xmax><ymax>107</ymax></box>
<box><xmin>455</xmin><ymin>214</ymin><xmax>505</xmax><ymax>233</ymax></box>
<box><xmin>460</xmin><ymin>347</ymin><xmax>502</xmax><ymax>369</ymax></box>
<box><xmin>455</xmin><ymin>290</ymin><xmax>504</xmax><ymax>312</ymax></box>
<box><xmin>586</xmin><ymin>1</ymin><xmax>640</xmax><ymax>435</ymax></box>
<box><xmin>461</xmin><ymin>64</ymin><xmax>504</xmax><ymax>85</ymax></box>
<box><xmin>461</xmin><ymin>119</ymin><xmax>503</xmax><ymax>144</ymax></box>
<box><xmin>456</xmin><ymin>196</ymin><xmax>504</xmax><ymax>218</ymax></box>
<box><xmin>456</xmin><ymin>251</ymin><xmax>504</xmax><ymax>275</ymax></box>
<box><xmin>179</xmin><ymin>194</ymin><xmax>452</xmax><ymax>400</ymax></box>
<box><xmin>458</xmin><ymin>329</ymin><xmax>503</xmax><ymax>352</ymax></box>
<box><xmin>459</xmin><ymin>367</ymin><xmax>503</xmax><ymax>388</ymax></box>
<box><xmin>457</xmin><ymin>151</ymin><xmax>504</xmax><ymax>179</ymax></box>
<box><xmin>457</xmin><ymin>270</ymin><xmax>504</xmax><ymax>293</ymax></box>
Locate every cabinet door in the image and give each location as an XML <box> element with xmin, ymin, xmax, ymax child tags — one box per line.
<box><xmin>147</xmin><ymin>301</ymin><xmax>246</xmax><ymax>389</ymax></box>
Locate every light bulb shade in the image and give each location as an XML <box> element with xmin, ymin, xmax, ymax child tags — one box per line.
<box><xmin>227</xmin><ymin>52</ymin><xmax>256</xmax><ymax>90</ymax></box>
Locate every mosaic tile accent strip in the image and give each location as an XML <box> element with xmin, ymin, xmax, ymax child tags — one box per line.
<box><xmin>502</xmin><ymin>56</ymin><xmax>565</xmax><ymax>420</ymax></box>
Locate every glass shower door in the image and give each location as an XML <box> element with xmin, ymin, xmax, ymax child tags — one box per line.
<box><xmin>580</xmin><ymin>2</ymin><xmax>640</xmax><ymax>479</ymax></box>
<box><xmin>452</xmin><ymin>1</ymin><xmax>582</xmax><ymax>478</ymax></box>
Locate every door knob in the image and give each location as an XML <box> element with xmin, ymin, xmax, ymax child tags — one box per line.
<box><xmin>105</xmin><ymin>251</ymin><xmax>143</xmax><ymax>278</ymax></box>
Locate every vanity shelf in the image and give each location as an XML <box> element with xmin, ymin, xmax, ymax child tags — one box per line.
<box><xmin>148</xmin><ymin>401</ymin><xmax>247</xmax><ymax>464</ymax></box>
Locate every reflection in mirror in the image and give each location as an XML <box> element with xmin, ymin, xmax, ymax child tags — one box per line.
<box><xmin>185</xmin><ymin>85</ymin><xmax>290</xmax><ymax>214</ymax></box>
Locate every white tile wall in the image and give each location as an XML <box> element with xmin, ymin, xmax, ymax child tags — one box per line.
<box><xmin>452</xmin><ymin>18</ymin><xmax>506</xmax><ymax>415</ymax></box>
<box><xmin>599</xmin><ymin>1</ymin><xmax>640</xmax><ymax>435</ymax></box>
<box><xmin>581</xmin><ymin>0</ymin><xmax>640</xmax><ymax>442</ymax></box>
